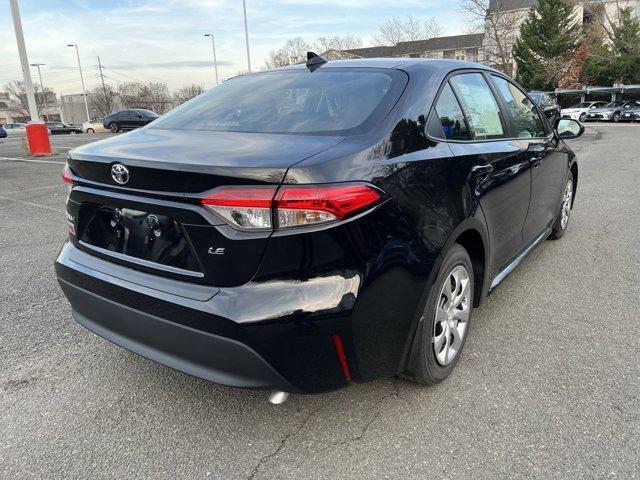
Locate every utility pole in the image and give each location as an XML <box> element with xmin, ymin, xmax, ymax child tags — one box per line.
<box><xmin>97</xmin><ymin>56</ymin><xmax>107</xmax><ymax>97</ymax></box>
<box><xmin>242</xmin><ymin>0</ymin><xmax>251</xmax><ymax>72</ymax></box>
<box><xmin>30</xmin><ymin>63</ymin><xmax>48</xmax><ymax>121</ymax></box>
<box><xmin>204</xmin><ymin>34</ymin><xmax>219</xmax><ymax>85</ymax></box>
<box><xmin>9</xmin><ymin>0</ymin><xmax>39</xmax><ymax>122</ymax></box>
<box><xmin>67</xmin><ymin>43</ymin><xmax>90</xmax><ymax>122</ymax></box>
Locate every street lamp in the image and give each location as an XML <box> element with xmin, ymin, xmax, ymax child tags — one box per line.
<box><xmin>9</xmin><ymin>0</ymin><xmax>38</xmax><ymax>122</ymax></box>
<box><xmin>30</xmin><ymin>63</ymin><xmax>48</xmax><ymax>121</ymax></box>
<box><xmin>242</xmin><ymin>0</ymin><xmax>251</xmax><ymax>72</ymax></box>
<box><xmin>66</xmin><ymin>43</ymin><xmax>90</xmax><ymax>122</ymax></box>
<box><xmin>203</xmin><ymin>34</ymin><xmax>219</xmax><ymax>85</ymax></box>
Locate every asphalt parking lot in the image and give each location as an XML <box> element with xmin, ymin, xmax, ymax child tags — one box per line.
<box><xmin>1</xmin><ymin>125</ymin><xmax>638</xmax><ymax>479</ymax></box>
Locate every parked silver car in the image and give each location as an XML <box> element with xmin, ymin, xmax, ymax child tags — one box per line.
<box><xmin>561</xmin><ymin>101</ymin><xmax>607</xmax><ymax>122</ymax></box>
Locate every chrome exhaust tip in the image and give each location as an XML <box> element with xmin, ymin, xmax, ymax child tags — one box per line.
<box><xmin>268</xmin><ymin>390</ymin><xmax>289</xmax><ymax>405</ymax></box>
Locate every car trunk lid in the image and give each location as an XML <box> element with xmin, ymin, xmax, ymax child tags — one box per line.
<box><xmin>66</xmin><ymin>128</ymin><xmax>345</xmax><ymax>286</ymax></box>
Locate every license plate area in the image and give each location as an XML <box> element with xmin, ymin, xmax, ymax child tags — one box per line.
<box><xmin>79</xmin><ymin>204</ymin><xmax>202</xmax><ymax>274</ymax></box>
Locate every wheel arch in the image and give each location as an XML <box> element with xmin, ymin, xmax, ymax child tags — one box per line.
<box><xmin>569</xmin><ymin>159</ymin><xmax>578</xmax><ymax>206</ymax></box>
<box><xmin>400</xmin><ymin>217</ymin><xmax>490</xmax><ymax>377</ymax></box>
<box><xmin>441</xmin><ymin>217</ymin><xmax>490</xmax><ymax>308</ymax></box>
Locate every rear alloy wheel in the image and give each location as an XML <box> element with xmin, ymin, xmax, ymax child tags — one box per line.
<box><xmin>433</xmin><ymin>265</ymin><xmax>471</xmax><ymax>366</ymax></box>
<box><xmin>612</xmin><ymin>112</ymin><xmax>621</xmax><ymax>122</ymax></box>
<box><xmin>86</xmin><ymin>128</ymin><xmax>94</xmax><ymax>133</ymax></box>
<box><xmin>579</xmin><ymin>113</ymin><xmax>586</xmax><ymax>122</ymax></box>
<box><xmin>109</xmin><ymin>122</ymin><xmax>120</xmax><ymax>133</ymax></box>
<box><xmin>550</xmin><ymin>175</ymin><xmax>573</xmax><ymax>239</ymax></box>
<box><xmin>403</xmin><ymin>244</ymin><xmax>474</xmax><ymax>385</ymax></box>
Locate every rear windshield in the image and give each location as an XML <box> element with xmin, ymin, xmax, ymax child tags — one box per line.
<box><xmin>151</xmin><ymin>68</ymin><xmax>406</xmax><ymax>135</ymax></box>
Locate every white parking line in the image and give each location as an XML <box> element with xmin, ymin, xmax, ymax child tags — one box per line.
<box><xmin>0</xmin><ymin>156</ymin><xmax>65</xmax><ymax>165</ymax></box>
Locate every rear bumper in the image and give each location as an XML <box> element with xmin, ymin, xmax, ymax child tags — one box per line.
<box><xmin>55</xmin><ymin>242</ymin><xmax>362</xmax><ymax>393</ymax></box>
<box><xmin>59</xmin><ymin>277</ymin><xmax>296</xmax><ymax>390</ymax></box>
<box><xmin>584</xmin><ymin>114</ymin><xmax>609</xmax><ymax>121</ymax></box>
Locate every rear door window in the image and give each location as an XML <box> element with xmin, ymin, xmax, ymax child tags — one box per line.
<box><xmin>491</xmin><ymin>75</ymin><xmax>545</xmax><ymax>138</ymax></box>
<box><xmin>450</xmin><ymin>73</ymin><xmax>506</xmax><ymax>140</ymax></box>
<box><xmin>432</xmin><ymin>83</ymin><xmax>471</xmax><ymax>140</ymax></box>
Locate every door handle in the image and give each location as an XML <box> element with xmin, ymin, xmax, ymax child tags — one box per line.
<box><xmin>530</xmin><ymin>156</ymin><xmax>544</xmax><ymax>167</ymax></box>
<box><xmin>470</xmin><ymin>164</ymin><xmax>494</xmax><ymax>177</ymax></box>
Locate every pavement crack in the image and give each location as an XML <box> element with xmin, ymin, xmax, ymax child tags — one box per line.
<box><xmin>247</xmin><ymin>405</ymin><xmax>322</xmax><ymax>480</ymax></box>
<box><xmin>321</xmin><ymin>377</ymin><xmax>406</xmax><ymax>452</ymax></box>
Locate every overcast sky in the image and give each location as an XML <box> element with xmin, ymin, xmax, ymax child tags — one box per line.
<box><xmin>0</xmin><ymin>0</ymin><xmax>466</xmax><ymax>95</ymax></box>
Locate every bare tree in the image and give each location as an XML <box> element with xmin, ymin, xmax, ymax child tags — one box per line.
<box><xmin>173</xmin><ymin>84</ymin><xmax>205</xmax><ymax>105</ymax></box>
<box><xmin>371</xmin><ymin>16</ymin><xmax>443</xmax><ymax>46</ymax></box>
<box><xmin>86</xmin><ymin>84</ymin><xmax>116</xmax><ymax>118</ymax></box>
<box><xmin>2</xmin><ymin>81</ymin><xmax>50</xmax><ymax>119</ymax></box>
<box><xmin>116</xmin><ymin>81</ymin><xmax>173</xmax><ymax>114</ymax></box>
<box><xmin>583</xmin><ymin>0</ymin><xmax>632</xmax><ymax>44</ymax></box>
<box><xmin>459</xmin><ymin>0</ymin><xmax>522</xmax><ymax>74</ymax></box>
<box><xmin>314</xmin><ymin>34</ymin><xmax>363</xmax><ymax>57</ymax></box>
<box><xmin>265</xmin><ymin>37</ymin><xmax>312</xmax><ymax>69</ymax></box>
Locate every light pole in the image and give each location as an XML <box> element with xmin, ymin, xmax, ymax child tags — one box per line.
<box><xmin>203</xmin><ymin>34</ymin><xmax>219</xmax><ymax>85</ymax></box>
<box><xmin>242</xmin><ymin>0</ymin><xmax>251</xmax><ymax>72</ymax></box>
<box><xmin>67</xmin><ymin>43</ymin><xmax>90</xmax><ymax>122</ymax></box>
<box><xmin>9</xmin><ymin>0</ymin><xmax>38</xmax><ymax>122</ymax></box>
<box><xmin>30</xmin><ymin>63</ymin><xmax>48</xmax><ymax>121</ymax></box>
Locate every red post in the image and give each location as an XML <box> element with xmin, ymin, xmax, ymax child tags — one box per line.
<box><xmin>25</xmin><ymin>122</ymin><xmax>52</xmax><ymax>156</ymax></box>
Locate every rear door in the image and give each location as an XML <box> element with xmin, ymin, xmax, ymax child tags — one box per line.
<box><xmin>434</xmin><ymin>72</ymin><xmax>532</xmax><ymax>274</ymax></box>
<box><xmin>116</xmin><ymin>111</ymin><xmax>130</xmax><ymax>129</ymax></box>
<box><xmin>490</xmin><ymin>74</ymin><xmax>567</xmax><ymax>243</ymax></box>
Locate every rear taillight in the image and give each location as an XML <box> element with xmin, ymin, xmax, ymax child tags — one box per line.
<box><xmin>62</xmin><ymin>163</ymin><xmax>74</xmax><ymax>185</ymax></box>
<box><xmin>201</xmin><ymin>183</ymin><xmax>381</xmax><ymax>231</ymax></box>
<box><xmin>201</xmin><ymin>186</ymin><xmax>277</xmax><ymax>230</ymax></box>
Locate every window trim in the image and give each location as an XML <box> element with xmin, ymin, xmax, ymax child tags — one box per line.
<box><xmin>488</xmin><ymin>73</ymin><xmax>551</xmax><ymax>140</ymax></box>
<box><xmin>426</xmin><ymin>68</ymin><xmax>554</xmax><ymax>144</ymax></box>
<box><xmin>449</xmin><ymin>72</ymin><xmax>509</xmax><ymax>141</ymax></box>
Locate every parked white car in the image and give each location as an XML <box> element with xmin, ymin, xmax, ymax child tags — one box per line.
<box><xmin>561</xmin><ymin>101</ymin><xmax>608</xmax><ymax>122</ymax></box>
<box><xmin>2</xmin><ymin>122</ymin><xmax>28</xmax><ymax>136</ymax></box>
<box><xmin>82</xmin><ymin>119</ymin><xmax>108</xmax><ymax>133</ymax></box>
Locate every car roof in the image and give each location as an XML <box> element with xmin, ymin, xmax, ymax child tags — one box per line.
<box><xmin>259</xmin><ymin>58</ymin><xmax>501</xmax><ymax>74</ymax></box>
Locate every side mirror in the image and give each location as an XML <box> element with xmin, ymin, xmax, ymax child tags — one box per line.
<box><xmin>555</xmin><ymin>118</ymin><xmax>584</xmax><ymax>139</ymax></box>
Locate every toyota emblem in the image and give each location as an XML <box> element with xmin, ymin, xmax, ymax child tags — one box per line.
<box><xmin>111</xmin><ymin>163</ymin><xmax>129</xmax><ymax>185</ymax></box>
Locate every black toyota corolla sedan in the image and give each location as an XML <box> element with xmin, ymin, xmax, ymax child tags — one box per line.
<box><xmin>55</xmin><ymin>57</ymin><xmax>583</xmax><ymax>400</ymax></box>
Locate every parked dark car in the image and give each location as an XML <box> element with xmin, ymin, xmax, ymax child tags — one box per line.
<box><xmin>102</xmin><ymin>109</ymin><xmax>159</xmax><ymax>132</ymax></box>
<box><xmin>529</xmin><ymin>91</ymin><xmax>561</xmax><ymax>123</ymax></box>
<box><xmin>619</xmin><ymin>103</ymin><xmax>640</xmax><ymax>122</ymax></box>
<box><xmin>45</xmin><ymin>121</ymin><xmax>83</xmax><ymax>134</ymax></box>
<box><xmin>56</xmin><ymin>58</ymin><xmax>582</xmax><ymax>400</ymax></box>
<box><xmin>584</xmin><ymin>100</ymin><xmax>640</xmax><ymax>122</ymax></box>
<box><xmin>0</xmin><ymin>125</ymin><xmax>6</xmax><ymax>138</ymax></box>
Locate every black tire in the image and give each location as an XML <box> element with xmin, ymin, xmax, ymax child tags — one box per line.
<box><xmin>109</xmin><ymin>122</ymin><xmax>120</xmax><ymax>133</ymax></box>
<box><xmin>549</xmin><ymin>173</ymin><xmax>574</xmax><ymax>240</ymax></box>
<box><xmin>86</xmin><ymin>128</ymin><xmax>94</xmax><ymax>133</ymax></box>
<box><xmin>403</xmin><ymin>244</ymin><xmax>474</xmax><ymax>385</ymax></box>
<box><xmin>579</xmin><ymin>113</ymin><xmax>586</xmax><ymax>122</ymax></box>
<box><xmin>612</xmin><ymin>112</ymin><xmax>621</xmax><ymax>123</ymax></box>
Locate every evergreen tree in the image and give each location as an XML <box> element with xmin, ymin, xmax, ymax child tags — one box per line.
<box><xmin>513</xmin><ymin>0</ymin><xmax>580</xmax><ymax>90</ymax></box>
<box><xmin>583</xmin><ymin>8</ymin><xmax>640</xmax><ymax>85</ymax></box>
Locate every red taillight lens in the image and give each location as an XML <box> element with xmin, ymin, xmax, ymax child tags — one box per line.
<box><xmin>201</xmin><ymin>183</ymin><xmax>381</xmax><ymax>231</ymax></box>
<box><xmin>62</xmin><ymin>163</ymin><xmax>74</xmax><ymax>185</ymax></box>
<box><xmin>275</xmin><ymin>185</ymin><xmax>381</xmax><ymax>228</ymax></box>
